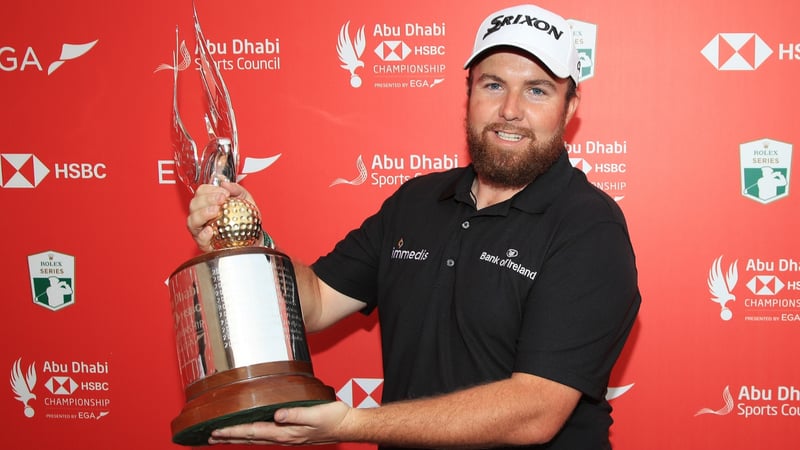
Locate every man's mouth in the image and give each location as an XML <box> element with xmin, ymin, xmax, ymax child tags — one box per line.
<box><xmin>495</xmin><ymin>130</ymin><xmax>524</xmax><ymax>142</ymax></box>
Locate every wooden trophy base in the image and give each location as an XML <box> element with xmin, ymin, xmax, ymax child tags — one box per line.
<box><xmin>171</xmin><ymin>361</ymin><xmax>336</xmax><ymax>446</ymax></box>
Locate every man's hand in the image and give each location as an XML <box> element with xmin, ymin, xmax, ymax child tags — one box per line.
<box><xmin>187</xmin><ymin>181</ymin><xmax>257</xmax><ymax>252</ymax></box>
<box><xmin>208</xmin><ymin>401</ymin><xmax>352</xmax><ymax>446</ymax></box>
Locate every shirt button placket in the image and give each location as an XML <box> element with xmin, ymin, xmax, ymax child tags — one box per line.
<box><xmin>445</xmin><ymin>220</ymin><xmax>471</xmax><ymax>268</ymax></box>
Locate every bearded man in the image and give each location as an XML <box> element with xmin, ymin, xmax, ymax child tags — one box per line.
<box><xmin>188</xmin><ymin>4</ymin><xmax>641</xmax><ymax>449</ymax></box>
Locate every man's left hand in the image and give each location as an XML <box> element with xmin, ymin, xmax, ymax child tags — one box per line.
<box><xmin>208</xmin><ymin>401</ymin><xmax>351</xmax><ymax>446</ymax></box>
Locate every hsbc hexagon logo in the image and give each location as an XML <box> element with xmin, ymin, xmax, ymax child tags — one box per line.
<box><xmin>374</xmin><ymin>41</ymin><xmax>411</xmax><ymax>61</ymax></box>
<box><xmin>45</xmin><ymin>376</ymin><xmax>78</xmax><ymax>395</ymax></box>
<box><xmin>746</xmin><ymin>275</ymin><xmax>785</xmax><ymax>296</ymax></box>
<box><xmin>701</xmin><ymin>33</ymin><xmax>773</xmax><ymax>70</ymax></box>
<box><xmin>1</xmin><ymin>154</ymin><xmax>50</xmax><ymax>188</ymax></box>
<box><xmin>337</xmin><ymin>378</ymin><xmax>383</xmax><ymax>408</ymax></box>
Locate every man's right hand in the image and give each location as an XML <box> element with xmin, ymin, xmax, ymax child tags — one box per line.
<box><xmin>187</xmin><ymin>181</ymin><xmax>258</xmax><ymax>253</ymax></box>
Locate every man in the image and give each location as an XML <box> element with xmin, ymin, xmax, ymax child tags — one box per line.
<box><xmin>188</xmin><ymin>4</ymin><xmax>640</xmax><ymax>448</ymax></box>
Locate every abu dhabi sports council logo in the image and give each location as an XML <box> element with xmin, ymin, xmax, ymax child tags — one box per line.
<box><xmin>337</xmin><ymin>378</ymin><xmax>383</xmax><ymax>408</ymax></box>
<box><xmin>568</xmin><ymin>19</ymin><xmax>597</xmax><ymax>82</ymax></box>
<box><xmin>701</xmin><ymin>33</ymin><xmax>772</xmax><ymax>70</ymax></box>
<box><xmin>697</xmin><ymin>385</ymin><xmax>800</xmax><ymax>419</ymax></box>
<box><xmin>337</xmin><ymin>21</ymin><xmax>366</xmax><ymax>88</ymax></box>
<box><xmin>153</xmin><ymin>38</ymin><xmax>192</xmax><ymax>74</ymax></box>
<box><xmin>28</xmin><ymin>251</ymin><xmax>75</xmax><ymax>311</ymax></box>
<box><xmin>740</xmin><ymin>138</ymin><xmax>792</xmax><ymax>204</ymax></box>
<box><xmin>708</xmin><ymin>256</ymin><xmax>739</xmax><ymax>321</ymax></box>
<box><xmin>1</xmin><ymin>154</ymin><xmax>50</xmax><ymax>188</ymax></box>
<box><xmin>10</xmin><ymin>358</ymin><xmax>37</xmax><ymax>418</ymax></box>
<box><xmin>1</xmin><ymin>40</ymin><xmax>98</xmax><ymax>75</ymax></box>
<box><xmin>329</xmin><ymin>153</ymin><xmax>460</xmax><ymax>189</ymax></box>
<box><xmin>329</xmin><ymin>155</ymin><xmax>368</xmax><ymax>187</ymax></box>
<box><xmin>695</xmin><ymin>386</ymin><xmax>735</xmax><ymax>417</ymax></box>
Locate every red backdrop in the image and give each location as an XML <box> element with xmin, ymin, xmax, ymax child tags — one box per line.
<box><xmin>3</xmin><ymin>0</ymin><xmax>799</xmax><ymax>448</ymax></box>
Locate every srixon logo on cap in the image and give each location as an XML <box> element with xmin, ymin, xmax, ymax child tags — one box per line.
<box><xmin>483</xmin><ymin>14</ymin><xmax>564</xmax><ymax>40</ymax></box>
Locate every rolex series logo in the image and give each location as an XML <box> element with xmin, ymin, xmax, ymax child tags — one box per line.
<box><xmin>28</xmin><ymin>251</ymin><xmax>75</xmax><ymax>311</ymax></box>
<box><xmin>740</xmin><ymin>138</ymin><xmax>792</xmax><ymax>204</ymax></box>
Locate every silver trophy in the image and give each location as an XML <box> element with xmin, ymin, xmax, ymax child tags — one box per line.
<box><xmin>166</xmin><ymin>7</ymin><xmax>334</xmax><ymax>446</ymax></box>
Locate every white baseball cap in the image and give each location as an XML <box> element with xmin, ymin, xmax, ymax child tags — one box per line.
<box><xmin>464</xmin><ymin>4</ymin><xmax>581</xmax><ymax>85</ymax></box>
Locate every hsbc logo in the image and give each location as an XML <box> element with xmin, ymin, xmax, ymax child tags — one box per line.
<box><xmin>701</xmin><ymin>33</ymin><xmax>773</xmax><ymax>70</ymax></box>
<box><xmin>374</xmin><ymin>41</ymin><xmax>410</xmax><ymax>61</ymax></box>
<box><xmin>336</xmin><ymin>378</ymin><xmax>383</xmax><ymax>408</ymax></box>
<box><xmin>746</xmin><ymin>275</ymin><xmax>785</xmax><ymax>296</ymax></box>
<box><xmin>2</xmin><ymin>153</ymin><xmax>109</xmax><ymax>188</ymax></box>
<box><xmin>1</xmin><ymin>154</ymin><xmax>49</xmax><ymax>188</ymax></box>
<box><xmin>45</xmin><ymin>376</ymin><xmax>78</xmax><ymax>395</ymax></box>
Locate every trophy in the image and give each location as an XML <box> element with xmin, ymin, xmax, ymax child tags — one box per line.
<box><xmin>166</xmin><ymin>7</ymin><xmax>335</xmax><ymax>446</ymax></box>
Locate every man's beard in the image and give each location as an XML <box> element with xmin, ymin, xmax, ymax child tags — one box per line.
<box><xmin>466</xmin><ymin>121</ymin><xmax>565</xmax><ymax>189</ymax></box>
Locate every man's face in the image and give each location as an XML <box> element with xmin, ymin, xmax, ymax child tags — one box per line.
<box><xmin>466</xmin><ymin>50</ymin><xmax>579</xmax><ymax>188</ymax></box>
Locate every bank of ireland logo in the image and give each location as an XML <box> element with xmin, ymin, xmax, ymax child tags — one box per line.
<box><xmin>28</xmin><ymin>251</ymin><xmax>75</xmax><ymax>311</ymax></box>
<box><xmin>1</xmin><ymin>154</ymin><xmax>50</xmax><ymax>188</ymax></box>
<box><xmin>337</xmin><ymin>21</ymin><xmax>366</xmax><ymax>88</ymax></box>
<box><xmin>10</xmin><ymin>358</ymin><xmax>37</xmax><ymax>418</ymax></box>
<box><xmin>701</xmin><ymin>33</ymin><xmax>772</xmax><ymax>70</ymax></box>
<box><xmin>740</xmin><ymin>138</ymin><xmax>792</xmax><ymax>204</ymax></box>
<box><xmin>568</xmin><ymin>19</ymin><xmax>597</xmax><ymax>81</ymax></box>
<box><xmin>707</xmin><ymin>256</ymin><xmax>738</xmax><ymax>321</ymax></box>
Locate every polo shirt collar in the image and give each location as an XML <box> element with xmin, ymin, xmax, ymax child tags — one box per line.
<box><xmin>440</xmin><ymin>151</ymin><xmax>574</xmax><ymax>214</ymax></box>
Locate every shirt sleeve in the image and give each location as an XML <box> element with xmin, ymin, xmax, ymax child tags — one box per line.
<box><xmin>514</xmin><ymin>219</ymin><xmax>641</xmax><ymax>401</ymax></box>
<box><xmin>311</xmin><ymin>196</ymin><xmax>395</xmax><ymax>314</ymax></box>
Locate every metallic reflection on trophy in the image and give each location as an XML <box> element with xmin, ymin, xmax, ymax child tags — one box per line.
<box><xmin>167</xmin><ymin>7</ymin><xmax>334</xmax><ymax>446</ymax></box>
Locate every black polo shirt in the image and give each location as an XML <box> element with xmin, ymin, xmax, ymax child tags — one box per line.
<box><xmin>312</xmin><ymin>152</ymin><xmax>640</xmax><ymax>449</ymax></box>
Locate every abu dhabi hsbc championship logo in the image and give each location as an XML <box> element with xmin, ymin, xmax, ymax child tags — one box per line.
<box><xmin>705</xmin><ymin>255</ymin><xmax>800</xmax><ymax>323</ymax></box>
<box><xmin>701</xmin><ymin>33</ymin><xmax>773</xmax><ymax>70</ymax></box>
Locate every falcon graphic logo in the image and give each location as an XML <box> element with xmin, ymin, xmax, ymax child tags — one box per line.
<box><xmin>337</xmin><ymin>21</ymin><xmax>366</xmax><ymax>88</ymax></box>
<box><xmin>708</xmin><ymin>256</ymin><xmax>738</xmax><ymax>321</ymax></box>
<box><xmin>10</xmin><ymin>358</ymin><xmax>37</xmax><ymax>418</ymax></box>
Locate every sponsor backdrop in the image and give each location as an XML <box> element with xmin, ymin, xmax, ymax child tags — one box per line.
<box><xmin>2</xmin><ymin>0</ymin><xmax>798</xmax><ymax>448</ymax></box>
